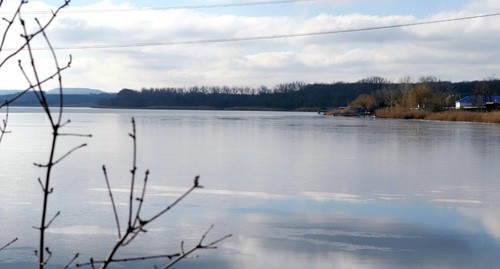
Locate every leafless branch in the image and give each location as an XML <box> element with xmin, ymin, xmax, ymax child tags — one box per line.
<box><xmin>132</xmin><ymin>170</ymin><xmax>149</xmax><ymax>227</ymax></box>
<box><xmin>0</xmin><ymin>0</ymin><xmax>70</xmax><ymax>69</ymax></box>
<box><xmin>0</xmin><ymin>103</ymin><xmax>10</xmax><ymax>144</ymax></box>
<box><xmin>161</xmin><ymin>227</ymin><xmax>233</xmax><ymax>269</ymax></box>
<box><xmin>76</xmin><ymin>253</ymin><xmax>180</xmax><ymax>267</ymax></box>
<box><xmin>143</xmin><ymin>176</ymin><xmax>202</xmax><ymax>225</ymax></box>
<box><xmin>13</xmin><ymin>3</ymin><xmax>90</xmax><ymax>269</ymax></box>
<box><xmin>37</xmin><ymin>177</ymin><xmax>46</xmax><ymax>192</ymax></box>
<box><xmin>0</xmin><ymin>1</ymin><xmax>25</xmax><ymax>55</ymax></box>
<box><xmin>45</xmin><ymin>211</ymin><xmax>60</xmax><ymax>229</ymax></box>
<box><xmin>128</xmin><ymin>117</ymin><xmax>137</xmax><ymax>230</ymax></box>
<box><xmin>102</xmin><ymin>165</ymin><xmax>121</xmax><ymax>239</ymax></box>
<box><xmin>52</xmin><ymin>143</ymin><xmax>87</xmax><ymax>166</ymax></box>
<box><xmin>20</xmin><ymin>17</ymin><xmax>53</xmax><ymax>124</ymax></box>
<box><xmin>0</xmin><ymin>237</ymin><xmax>18</xmax><ymax>252</ymax></box>
<box><xmin>34</xmin><ymin>144</ymin><xmax>87</xmax><ymax>168</ymax></box>
<box><xmin>58</xmin><ymin>133</ymin><xmax>93</xmax><ymax>138</ymax></box>
<box><xmin>84</xmin><ymin>120</ymin><xmax>229</xmax><ymax>269</ymax></box>
<box><xmin>1</xmin><ymin>1</ymin><xmax>230</xmax><ymax>267</ymax></box>
<box><xmin>43</xmin><ymin>247</ymin><xmax>53</xmax><ymax>265</ymax></box>
<box><xmin>34</xmin><ymin>17</ymin><xmax>67</xmax><ymax>124</ymax></box>
<box><xmin>63</xmin><ymin>253</ymin><xmax>80</xmax><ymax>269</ymax></box>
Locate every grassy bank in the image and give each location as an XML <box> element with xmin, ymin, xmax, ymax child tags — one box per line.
<box><xmin>375</xmin><ymin>108</ymin><xmax>500</xmax><ymax>123</ymax></box>
<box><xmin>375</xmin><ymin>107</ymin><xmax>430</xmax><ymax>119</ymax></box>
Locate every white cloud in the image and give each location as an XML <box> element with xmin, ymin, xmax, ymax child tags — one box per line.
<box><xmin>229</xmin><ymin>236</ymin><xmax>384</xmax><ymax>269</ymax></box>
<box><xmin>244</xmin><ymin>51</ymin><xmax>298</xmax><ymax>68</ymax></box>
<box><xmin>1</xmin><ymin>0</ymin><xmax>499</xmax><ymax>91</ymax></box>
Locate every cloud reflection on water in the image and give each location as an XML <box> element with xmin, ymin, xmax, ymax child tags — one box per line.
<box><xmin>225</xmin><ymin>209</ymin><xmax>499</xmax><ymax>269</ymax></box>
<box><xmin>459</xmin><ymin>208</ymin><xmax>500</xmax><ymax>240</ymax></box>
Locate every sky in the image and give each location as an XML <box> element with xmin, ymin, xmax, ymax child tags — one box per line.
<box><xmin>0</xmin><ymin>0</ymin><xmax>499</xmax><ymax>92</ymax></box>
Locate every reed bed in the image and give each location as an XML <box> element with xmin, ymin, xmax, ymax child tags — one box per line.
<box><xmin>425</xmin><ymin>110</ymin><xmax>500</xmax><ymax>123</ymax></box>
<box><xmin>375</xmin><ymin>108</ymin><xmax>500</xmax><ymax>123</ymax></box>
<box><xmin>375</xmin><ymin>108</ymin><xmax>430</xmax><ymax>119</ymax></box>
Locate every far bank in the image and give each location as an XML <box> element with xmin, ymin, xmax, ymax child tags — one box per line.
<box><xmin>328</xmin><ymin>107</ymin><xmax>500</xmax><ymax>124</ymax></box>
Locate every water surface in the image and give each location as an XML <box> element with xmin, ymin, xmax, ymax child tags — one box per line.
<box><xmin>0</xmin><ymin>108</ymin><xmax>499</xmax><ymax>268</ymax></box>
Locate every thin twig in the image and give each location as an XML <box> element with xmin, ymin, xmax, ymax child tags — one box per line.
<box><xmin>52</xmin><ymin>143</ymin><xmax>87</xmax><ymax>166</ymax></box>
<box><xmin>63</xmin><ymin>253</ymin><xmax>80</xmax><ymax>269</ymax></box>
<box><xmin>0</xmin><ymin>0</ymin><xmax>70</xmax><ymax>68</ymax></box>
<box><xmin>20</xmin><ymin>18</ymin><xmax>54</xmax><ymax>125</ymax></box>
<box><xmin>132</xmin><ymin>170</ymin><xmax>149</xmax><ymax>227</ymax></box>
<box><xmin>0</xmin><ymin>1</ymin><xmax>25</xmax><ymax>57</ymax></box>
<box><xmin>128</xmin><ymin>117</ymin><xmax>137</xmax><ymax>231</ymax></box>
<box><xmin>17</xmin><ymin>59</ymin><xmax>47</xmax><ymax>112</ymax></box>
<box><xmin>35</xmin><ymin>17</ymin><xmax>68</xmax><ymax>125</ymax></box>
<box><xmin>58</xmin><ymin>133</ymin><xmax>93</xmax><ymax>137</ymax></box>
<box><xmin>102</xmin><ymin>165</ymin><xmax>121</xmax><ymax>239</ymax></box>
<box><xmin>44</xmin><ymin>247</ymin><xmax>53</xmax><ymax>265</ymax></box>
<box><xmin>143</xmin><ymin>176</ymin><xmax>202</xmax><ymax>225</ymax></box>
<box><xmin>0</xmin><ymin>103</ymin><xmax>10</xmax><ymax>144</ymax></box>
<box><xmin>0</xmin><ymin>238</ymin><xmax>18</xmax><ymax>251</ymax></box>
<box><xmin>76</xmin><ymin>253</ymin><xmax>181</xmax><ymax>267</ymax></box>
<box><xmin>161</xmin><ymin>226</ymin><xmax>232</xmax><ymax>269</ymax></box>
<box><xmin>37</xmin><ymin>178</ymin><xmax>46</xmax><ymax>192</ymax></box>
<box><xmin>44</xmin><ymin>211</ymin><xmax>60</xmax><ymax>229</ymax></box>
<box><xmin>120</xmin><ymin>228</ymin><xmax>142</xmax><ymax>247</ymax></box>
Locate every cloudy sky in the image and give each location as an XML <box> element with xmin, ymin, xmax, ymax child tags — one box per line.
<box><xmin>1</xmin><ymin>0</ymin><xmax>499</xmax><ymax>92</ymax></box>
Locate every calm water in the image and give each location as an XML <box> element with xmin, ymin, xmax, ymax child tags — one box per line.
<box><xmin>0</xmin><ymin>107</ymin><xmax>499</xmax><ymax>268</ymax></box>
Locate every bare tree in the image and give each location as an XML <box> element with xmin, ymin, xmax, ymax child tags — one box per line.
<box><xmin>474</xmin><ymin>76</ymin><xmax>498</xmax><ymax>103</ymax></box>
<box><xmin>0</xmin><ymin>1</ymin><xmax>76</xmax><ymax>264</ymax></box>
<box><xmin>358</xmin><ymin>76</ymin><xmax>390</xmax><ymax>91</ymax></box>
<box><xmin>375</xmin><ymin>85</ymin><xmax>402</xmax><ymax>108</ymax></box>
<box><xmin>0</xmin><ymin>1</ymin><xmax>230</xmax><ymax>268</ymax></box>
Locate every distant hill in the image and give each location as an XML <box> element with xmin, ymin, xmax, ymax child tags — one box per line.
<box><xmin>0</xmin><ymin>90</ymin><xmax>114</xmax><ymax>107</ymax></box>
<box><xmin>0</xmin><ymin>90</ymin><xmax>22</xmax><ymax>95</ymax></box>
<box><xmin>47</xmin><ymin>88</ymin><xmax>107</xmax><ymax>95</ymax></box>
<box><xmin>0</xmin><ymin>88</ymin><xmax>108</xmax><ymax>96</ymax></box>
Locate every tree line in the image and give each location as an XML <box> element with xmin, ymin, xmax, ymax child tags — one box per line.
<box><xmin>98</xmin><ymin>76</ymin><xmax>500</xmax><ymax>111</ymax></box>
<box><xmin>349</xmin><ymin>76</ymin><xmax>500</xmax><ymax>112</ymax></box>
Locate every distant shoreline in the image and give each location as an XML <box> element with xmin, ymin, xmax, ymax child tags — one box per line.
<box><xmin>92</xmin><ymin>105</ymin><xmax>320</xmax><ymax>112</ymax></box>
<box><xmin>6</xmin><ymin>104</ymin><xmax>319</xmax><ymax>113</ymax></box>
<box><xmin>327</xmin><ymin>107</ymin><xmax>500</xmax><ymax>124</ymax></box>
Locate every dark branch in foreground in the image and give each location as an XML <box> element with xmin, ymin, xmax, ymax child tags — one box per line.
<box><xmin>7</xmin><ymin>1</ymin><xmax>90</xmax><ymax>268</ymax></box>
<box><xmin>63</xmin><ymin>253</ymin><xmax>80</xmax><ymax>269</ymax></box>
<box><xmin>161</xmin><ymin>227</ymin><xmax>233</xmax><ymax>269</ymax></box>
<box><xmin>0</xmin><ymin>103</ymin><xmax>10</xmax><ymax>144</ymax></box>
<box><xmin>1</xmin><ymin>1</ymin><xmax>230</xmax><ymax>268</ymax></box>
<box><xmin>76</xmin><ymin>253</ymin><xmax>180</xmax><ymax>267</ymax></box>
<box><xmin>0</xmin><ymin>238</ymin><xmax>18</xmax><ymax>252</ymax></box>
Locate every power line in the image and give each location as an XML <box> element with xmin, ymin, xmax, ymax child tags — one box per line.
<box><xmin>35</xmin><ymin>12</ymin><xmax>500</xmax><ymax>51</ymax></box>
<box><xmin>11</xmin><ymin>0</ymin><xmax>318</xmax><ymax>15</ymax></box>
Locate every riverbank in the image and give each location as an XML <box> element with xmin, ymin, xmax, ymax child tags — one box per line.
<box><xmin>375</xmin><ymin>107</ymin><xmax>500</xmax><ymax>123</ymax></box>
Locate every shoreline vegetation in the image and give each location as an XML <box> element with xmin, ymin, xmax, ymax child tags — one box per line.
<box><xmin>379</xmin><ymin>108</ymin><xmax>500</xmax><ymax>124</ymax></box>
<box><xmin>3</xmin><ymin>76</ymin><xmax>500</xmax><ymax>124</ymax></box>
<box><xmin>327</xmin><ymin>107</ymin><xmax>500</xmax><ymax>124</ymax></box>
<box><xmin>322</xmin><ymin>76</ymin><xmax>500</xmax><ymax>124</ymax></box>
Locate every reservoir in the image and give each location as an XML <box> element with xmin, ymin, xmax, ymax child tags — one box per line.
<box><xmin>0</xmin><ymin>107</ymin><xmax>499</xmax><ymax>268</ymax></box>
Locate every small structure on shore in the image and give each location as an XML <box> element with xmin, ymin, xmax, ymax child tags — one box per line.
<box><xmin>455</xmin><ymin>96</ymin><xmax>500</xmax><ymax>110</ymax></box>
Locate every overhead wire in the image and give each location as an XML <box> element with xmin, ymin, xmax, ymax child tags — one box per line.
<box><xmin>27</xmin><ymin>12</ymin><xmax>500</xmax><ymax>51</ymax></box>
<box><xmin>3</xmin><ymin>0</ymin><xmax>319</xmax><ymax>14</ymax></box>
